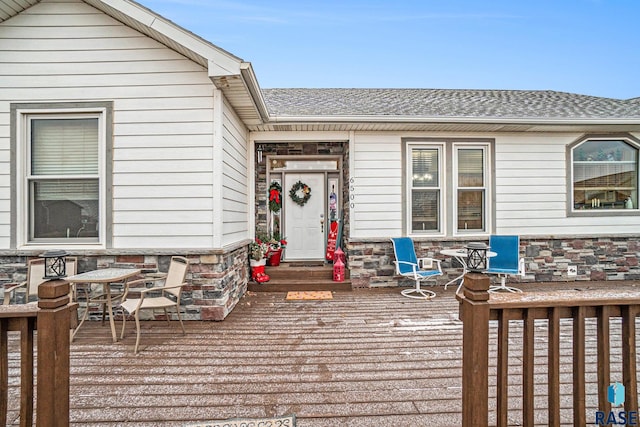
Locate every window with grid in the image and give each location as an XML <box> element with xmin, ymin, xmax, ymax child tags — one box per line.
<box><xmin>407</xmin><ymin>140</ymin><xmax>491</xmax><ymax>236</ymax></box>
<box><xmin>27</xmin><ymin>116</ymin><xmax>100</xmax><ymax>242</ymax></box>
<box><xmin>410</xmin><ymin>147</ymin><xmax>441</xmax><ymax>233</ymax></box>
<box><xmin>572</xmin><ymin>138</ymin><xmax>638</xmax><ymax>212</ymax></box>
<box><xmin>456</xmin><ymin>147</ymin><xmax>486</xmax><ymax>232</ymax></box>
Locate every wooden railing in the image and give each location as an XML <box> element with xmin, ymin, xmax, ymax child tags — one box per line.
<box><xmin>0</xmin><ymin>279</ymin><xmax>72</xmax><ymax>427</ymax></box>
<box><xmin>458</xmin><ymin>273</ymin><xmax>639</xmax><ymax>427</ymax></box>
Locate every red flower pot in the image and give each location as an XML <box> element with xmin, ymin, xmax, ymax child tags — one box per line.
<box><xmin>267</xmin><ymin>249</ymin><xmax>282</xmax><ymax>266</ymax></box>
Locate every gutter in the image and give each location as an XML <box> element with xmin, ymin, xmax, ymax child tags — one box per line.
<box><xmin>265</xmin><ymin>115</ymin><xmax>640</xmax><ymax>125</ymax></box>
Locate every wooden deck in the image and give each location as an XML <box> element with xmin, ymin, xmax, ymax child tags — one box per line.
<box><xmin>4</xmin><ymin>282</ymin><xmax>640</xmax><ymax>426</ymax></box>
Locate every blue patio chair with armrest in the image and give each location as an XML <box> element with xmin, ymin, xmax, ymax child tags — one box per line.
<box><xmin>486</xmin><ymin>235</ymin><xmax>525</xmax><ymax>293</ymax></box>
<box><xmin>391</xmin><ymin>237</ymin><xmax>443</xmax><ymax>300</ymax></box>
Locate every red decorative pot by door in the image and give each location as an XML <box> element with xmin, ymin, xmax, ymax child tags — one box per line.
<box><xmin>267</xmin><ymin>249</ymin><xmax>282</xmax><ymax>266</ymax></box>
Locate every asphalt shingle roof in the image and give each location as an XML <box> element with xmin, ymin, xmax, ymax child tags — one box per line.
<box><xmin>262</xmin><ymin>88</ymin><xmax>640</xmax><ymax>120</ymax></box>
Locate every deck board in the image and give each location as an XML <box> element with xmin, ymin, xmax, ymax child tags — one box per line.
<box><xmin>2</xmin><ymin>283</ymin><xmax>639</xmax><ymax>426</ymax></box>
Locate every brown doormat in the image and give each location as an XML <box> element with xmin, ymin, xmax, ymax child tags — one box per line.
<box><xmin>286</xmin><ymin>291</ymin><xmax>333</xmax><ymax>300</ymax></box>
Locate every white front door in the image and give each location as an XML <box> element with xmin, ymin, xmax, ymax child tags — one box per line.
<box><xmin>284</xmin><ymin>173</ymin><xmax>325</xmax><ymax>260</ymax></box>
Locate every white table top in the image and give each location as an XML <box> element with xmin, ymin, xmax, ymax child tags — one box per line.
<box><xmin>440</xmin><ymin>248</ymin><xmax>496</xmax><ymax>257</ymax></box>
<box><xmin>440</xmin><ymin>248</ymin><xmax>468</xmax><ymax>257</ymax></box>
<box><xmin>65</xmin><ymin>268</ymin><xmax>141</xmax><ymax>283</ymax></box>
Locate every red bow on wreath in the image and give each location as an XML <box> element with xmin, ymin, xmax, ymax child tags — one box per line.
<box><xmin>268</xmin><ymin>181</ymin><xmax>283</xmax><ymax>212</ymax></box>
<box><xmin>269</xmin><ymin>189</ymin><xmax>280</xmax><ymax>204</ymax></box>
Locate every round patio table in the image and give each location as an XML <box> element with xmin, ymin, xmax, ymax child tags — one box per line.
<box><xmin>440</xmin><ymin>248</ymin><xmax>496</xmax><ymax>293</ymax></box>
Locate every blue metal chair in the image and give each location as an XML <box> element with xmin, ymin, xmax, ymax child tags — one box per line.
<box><xmin>486</xmin><ymin>235</ymin><xmax>525</xmax><ymax>293</ymax></box>
<box><xmin>391</xmin><ymin>237</ymin><xmax>443</xmax><ymax>299</ymax></box>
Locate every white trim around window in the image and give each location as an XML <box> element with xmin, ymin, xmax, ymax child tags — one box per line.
<box><xmin>407</xmin><ymin>143</ymin><xmax>444</xmax><ymax>234</ymax></box>
<box><xmin>567</xmin><ymin>134</ymin><xmax>639</xmax><ymax>217</ymax></box>
<box><xmin>404</xmin><ymin>138</ymin><xmax>493</xmax><ymax>237</ymax></box>
<box><xmin>11</xmin><ymin>102</ymin><xmax>113</xmax><ymax>250</ymax></box>
<box><xmin>453</xmin><ymin>143</ymin><xmax>490</xmax><ymax>235</ymax></box>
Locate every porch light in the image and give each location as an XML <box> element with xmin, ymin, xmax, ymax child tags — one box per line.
<box><xmin>41</xmin><ymin>250</ymin><xmax>68</xmax><ymax>280</ymax></box>
<box><xmin>257</xmin><ymin>144</ymin><xmax>265</xmax><ymax>163</ymax></box>
<box><xmin>466</xmin><ymin>242</ymin><xmax>488</xmax><ymax>272</ymax></box>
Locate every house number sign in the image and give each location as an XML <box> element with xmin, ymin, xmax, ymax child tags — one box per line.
<box><xmin>349</xmin><ymin>177</ymin><xmax>355</xmax><ymax>208</ymax></box>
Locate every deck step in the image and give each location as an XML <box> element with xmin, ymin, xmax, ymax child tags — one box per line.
<box><xmin>248</xmin><ymin>263</ymin><xmax>352</xmax><ymax>292</ymax></box>
<box><xmin>247</xmin><ymin>280</ymin><xmax>352</xmax><ymax>292</ymax></box>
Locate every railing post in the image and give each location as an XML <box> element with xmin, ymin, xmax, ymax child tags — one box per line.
<box><xmin>460</xmin><ymin>272</ymin><xmax>491</xmax><ymax>427</ymax></box>
<box><xmin>37</xmin><ymin>279</ymin><xmax>71</xmax><ymax>427</ymax></box>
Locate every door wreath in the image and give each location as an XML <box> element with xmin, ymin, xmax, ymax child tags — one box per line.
<box><xmin>289</xmin><ymin>180</ymin><xmax>311</xmax><ymax>206</ymax></box>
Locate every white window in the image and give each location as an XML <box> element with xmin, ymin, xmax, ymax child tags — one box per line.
<box><xmin>13</xmin><ymin>103</ymin><xmax>110</xmax><ymax>247</ymax></box>
<box><xmin>455</xmin><ymin>146</ymin><xmax>488</xmax><ymax>233</ymax></box>
<box><xmin>409</xmin><ymin>146</ymin><xmax>442</xmax><ymax>233</ymax></box>
<box><xmin>571</xmin><ymin>137</ymin><xmax>638</xmax><ymax>212</ymax></box>
<box><xmin>406</xmin><ymin>139</ymin><xmax>492</xmax><ymax>236</ymax></box>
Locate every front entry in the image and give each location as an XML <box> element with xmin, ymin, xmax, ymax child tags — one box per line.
<box><xmin>284</xmin><ymin>173</ymin><xmax>326</xmax><ymax>260</ymax></box>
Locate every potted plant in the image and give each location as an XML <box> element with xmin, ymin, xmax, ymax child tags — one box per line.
<box><xmin>266</xmin><ymin>234</ymin><xmax>287</xmax><ymax>266</ymax></box>
<box><xmin>249</xmin><ymin>237</ymin><xmax>270</xmax><ymax>283</ymax></box>
<box><xmin>249</xmin><ymin>238</ymin><xmax>268</xmax><ymax>264</ymax></box>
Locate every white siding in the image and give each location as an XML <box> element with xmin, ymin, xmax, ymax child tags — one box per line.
<box><xmin>350</xmin><ymin>132</ymin><xmax>640</xmax><ymax>239</ymax></box>
<box><xmin>0</xmin><ymin>0</ymin><xmax>220</xmax><ymax>249</ymax></box>
<box><xmin>493</xmin><ymin>134</ymin><xmax>640</xmax><ymax>236</ymax></box>
<box><xmin>494</xmin><ymin>134</ymin><xmax>569</xmax><ymax>235</ymax></box>
<box><xmin>221</xmin><ymin>98</ymin><xmax>249</xmax><ymax>246</ymax></box>
<box><xmin>350</xmin><ymin>133</ymin><xmax>403</xmax><ymax>238</ymax></box>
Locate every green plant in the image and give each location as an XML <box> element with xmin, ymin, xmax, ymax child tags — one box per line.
<box><xmin>267</xmin><ymin>235</ymin><xmax>287</xmax><ymax>250</ymax></box>
<box><xmin>250</xmin><ymin>239</ymin><xmax>269</xmax><ymax>261</ymax></box>
<box><xmin>250</xmin><ymin>228</ymin><xmax>270</xmax><ymax>261</ymax></box>
<box><xmin>252</xmin><ymin>228</ymin><xmax>286</xmax><ymax>260</ymax></box>
<box><xmin>265</xmin><ymin>230</ymin><xmax>287</xmax><ymax>250</ymax></box>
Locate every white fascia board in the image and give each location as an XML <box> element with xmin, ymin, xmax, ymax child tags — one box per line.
<box><xmin>149</xmin><ymin>19</ymin><xmax>241</xmax><ymax>75</ymax></box>
<box><xmin>209</xmin><ymin>59</ymin><xmax>241</xmax><ymax>78</ymax></box>
<box><xmin>99</xmin><ymin>0</ymin><xmax>242</xmax><ymax>75</ymax></box>
<box><xmin>266</xmin><ymin>115</ymin><xmax>640</xmax><ymax>125</ymax></box>
<box><xmin>99</xmin><ymin>0</ymin><xmax>155</xmax><ymax>25</ymax></box>
<box><xmin>240</xmin><ymin>63</ymin><xmax>269</xmax><ymax>121</ymax></box>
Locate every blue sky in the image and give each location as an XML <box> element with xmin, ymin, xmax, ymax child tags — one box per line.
<box><xmin>136</xmin><ymin>0</ymin><xmax>639</xmax><ymax>100</ymax></box>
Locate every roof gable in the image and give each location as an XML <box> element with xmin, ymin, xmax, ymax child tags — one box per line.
<box><xmin>0</xmin><ymin>0</ymin><xmax>268</xmax><ymax>124</ymax></box>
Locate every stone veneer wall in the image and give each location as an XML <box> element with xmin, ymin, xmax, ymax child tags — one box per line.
<box><xmin>3</xmin><ymin>236</ymin><xmax>636</xmax><ymax>319</ymax></box>
<box><xmin>0</xmin><ymin>245</ymin><xmax>249</xmax><ymax>321</ymax></box>
<box><xmin>347</xmin><ymin>236</ymin><xmax>640</xmax><ymax>288</ymax></box>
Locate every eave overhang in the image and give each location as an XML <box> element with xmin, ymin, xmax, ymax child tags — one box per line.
<box><xmin>249</xmin><ymin>116</ymin><xmax>640</xmax><ymax>133</ymax></box>
<box><xmin>209</xmin><ymin>62</ymin><xmax>270</xmax><ymax>125</ymax></box>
